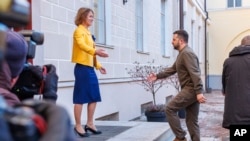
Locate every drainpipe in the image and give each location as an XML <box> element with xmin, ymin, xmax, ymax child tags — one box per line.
<box><xmin>179</xmin><ymin>0</ymin><xmax>184</xmax><ymax>29</ymax></box>
<box><xmin>204</xmin><ymin>0</ymin><xmax>212</xmax><ymax>93</ymax></box>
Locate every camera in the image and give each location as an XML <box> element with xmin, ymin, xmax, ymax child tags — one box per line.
<box><xmin>19</xmin><ymin>30</ymin><xmax>44</xmax><ymax>61</ymax></box>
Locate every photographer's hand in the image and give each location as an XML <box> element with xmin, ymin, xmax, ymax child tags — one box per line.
<box><xmin>95</xmin><ymin>49</ymin><xmax>108</xmax><ymax>58</ymax></box>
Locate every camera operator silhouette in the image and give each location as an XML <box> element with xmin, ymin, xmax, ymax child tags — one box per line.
<box><xmin>0</xmin><ymin>1</ymin><xmax>76</xmax><ymax>140</ymax></box>
<box><xmin>0</xmin><ymin>30</ymin><xmax>27</xmax><ymax>106</ymax></box>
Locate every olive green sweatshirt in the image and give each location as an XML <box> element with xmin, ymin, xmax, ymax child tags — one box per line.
<box><xmin>156</xmin><ymin>46</ymin><xmax>203</xmax><ymax>95</ymax></box>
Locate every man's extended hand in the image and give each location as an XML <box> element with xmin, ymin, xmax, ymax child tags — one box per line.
<box><xmin>147</xmin><ymin>73</ymin><xmax>157</xmax><ymax>82</ymax></box>
<box><xmin>95</xmin><ymin>49</ymin><xmax>109</xmax><ymax>57</ymax></box>
<box><xmin>197</xmin><ymin>93</ymin><xmax>206</xmax><ymax>103</ymax></box>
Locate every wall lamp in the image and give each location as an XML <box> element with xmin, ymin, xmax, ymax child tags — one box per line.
<box><xmin>123</xmin><ymin>0</ymin><xmax>128</xmax><ymax>5</ymax></box>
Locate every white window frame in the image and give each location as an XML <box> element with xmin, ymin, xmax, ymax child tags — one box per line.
<box><xmin>198</xmin><ymin>26</ymin><xmax>203</xmax><ymax>62</ymax></box>
<box><xmin>191</xmin><ymin>20</ymin><xmax>195</xmax><ymax>50</ymax></box>
<box><xmin>161</xmin><ymin>0</ymin><xmax>166</xmax><ymax>56</ymax></box>
<box><xmin>227</xmin><ymin>0</ymin><xmax>242</xmax><ymax>8</ymax></box>
<box><xmin>136</xmin><ymin>0</ymin><xmax>143</xmax><ymax>51</ymax></box>
<box><xmin>91</xmin><ymin>0</ymin><xmax>112</xmax><ymax>46</ymax></box>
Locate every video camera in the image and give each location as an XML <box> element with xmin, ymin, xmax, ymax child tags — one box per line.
<box><xmin>19</xmin><ymin>30</ymin><xmax>44</xmax><ymax>62</ymax></box>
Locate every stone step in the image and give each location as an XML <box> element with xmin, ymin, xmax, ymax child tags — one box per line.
<box><xmin>155</xmin><ymin>127</ymin><xmax>175</xmax><ymax>141</ymax></box>
<box><xmin>90</xmin><ymin>121</ymin><xmax>175</xmax><ymax>141</ymax></box>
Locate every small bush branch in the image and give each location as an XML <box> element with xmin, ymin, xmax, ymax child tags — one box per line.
<box><xmin>126</xmin><ymin>61</ymin><xmax>181</xmax><ymax>112</ymax></box>
<box><xmin>167</xmin><ymin>74</ymin><xmax>180</xmax><ymax>92</ymax></box>
<box><xmin>126</xmin><ymin>60</ymin><xmax>168</xmax><ymax>106</ymax></box>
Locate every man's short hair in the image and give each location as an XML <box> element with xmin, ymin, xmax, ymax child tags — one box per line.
<box><xmin>241</xmin><ymin>35</ymin><xmax>250</xmax><ymax>46</ymax></box>
<box><xmin>173</xmin><ymin>30</ymin><xmax>189</xmax><ymax>43</ymax></box>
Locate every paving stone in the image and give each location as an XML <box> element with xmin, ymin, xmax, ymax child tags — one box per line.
<box><xmin>182</xmin><ymin>91</ymin><xmax>229</xmax><ymax>141</ymax></box>
<box><xmin>74</xmin><ymin>91</ymin><xmax>229</xmax><ymax>141</ymax></box>
<box><xmin>76</xmin><ymin>126</ymin><xmax>131</xmax><ymax>141</ymax></box>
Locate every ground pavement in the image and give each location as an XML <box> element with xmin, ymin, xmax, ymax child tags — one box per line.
<box><xmin>183</xmin><ymin>90</ymin><xmax>229</xmax><ymax>141</ymax></box>
<box><xmin>75</xmin><ymin>91</ymin><xmax>229</xmax><ymax>141</ymax></box>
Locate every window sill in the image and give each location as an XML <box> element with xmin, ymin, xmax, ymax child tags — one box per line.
<box><xmin>95</xmin><ymin>43</ymin><xmax>114</xmax><ymax>49</ymax></box>
<box><xmin>136</xmin><ymin>51</ymin><xmax>150</xmax><ymax>55</ymax></box>
<box><xmin>162</xmin><ymin>55</ymin><xmax>170</xmax><ymax>59</ymax></box>
<box><xmin>226</xmin><ymin>7</ymin><xmax>243</xmax><ymax>10</ymax></box>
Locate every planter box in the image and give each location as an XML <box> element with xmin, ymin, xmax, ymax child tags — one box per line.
<box><xmin>145</xmin><ymin>111</ymin><xmax>168</xmax><ymax>122</ymax></box>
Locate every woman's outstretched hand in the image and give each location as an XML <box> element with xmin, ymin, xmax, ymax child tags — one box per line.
<box><xmin>99</xmin><ymin>67</ymin><xmax>106</xmax><ymax>74</ymax></box>
<box><xmin>95</xmin><ymin>49</ymin><xmax>108</xmax><ymax>57</ymax></box>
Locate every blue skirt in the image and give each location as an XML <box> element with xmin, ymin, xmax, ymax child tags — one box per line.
<box><xmin>73</xmin><ymin>64</ymin><xmax>101</xmax><ymax>104</ymax></box>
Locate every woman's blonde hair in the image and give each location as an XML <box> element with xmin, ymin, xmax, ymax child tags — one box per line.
<box><xmin>74</xmin><ymin>7</ymin><xmax>94</xmax><ymax>26</ymax></box>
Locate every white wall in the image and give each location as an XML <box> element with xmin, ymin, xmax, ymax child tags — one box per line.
<box><xmin>31</xmin><ymin>0</ymin><xmax>207</xmax><ymax>122</ymax></box>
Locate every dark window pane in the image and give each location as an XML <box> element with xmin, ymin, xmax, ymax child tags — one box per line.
<box><xmin>161</xmin><ymin>0</ymin><xmax>165</xmax><ymax>13</ymax></box>
<box><xmin>227</xmin><ymin>0</ymin><xmax>234</xmax><ymax>7</ymax></box>
<box><xmin>235</xmin><ymin>0</ymin><xmax>242</xmax><ymax>7</ymax></box>
<box><xmin>137</xmin><ymin>18</ymin><xmax>143</xmax><ymax>34</ymax></box>
<box><xmin>136</xmin><ymin>0</ymin><xmax>143</xmax><ymax>51</ymax></box>
<box><xmin>137</xmin><ymin>34</ymin><xmax>143</xmax><ymax>51</ymax></box>
<box><xmin>92</xmin><ymin>0</ymin><xmax>106</xmax><ymax>44</ymax></box>
<box><xmin>95</xmin><ymin>20</ymin><xmax>105</xmax><ymax>44</ymax></box>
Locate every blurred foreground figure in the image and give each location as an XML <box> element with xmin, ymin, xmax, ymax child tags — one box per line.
<box><xmin>0</xmin><ymin>1</ymin><xmax>75</xmax><ymax>139</ymax></box>
<box><xmin>0</xmin><ymin>30</ymin><xmax>75</xmax><ymax>141</ymax></box>
<box><xmin>0</xmin><ymin>30</ymin><xmax>27</xmax><ymax>106</ymax></box>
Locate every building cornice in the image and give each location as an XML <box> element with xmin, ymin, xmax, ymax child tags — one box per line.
<box><xmin>187</xmin><ymin>0</ymin><xmax>206</xmax><ymax>19</ymax></box>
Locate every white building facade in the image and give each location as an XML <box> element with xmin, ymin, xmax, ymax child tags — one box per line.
<box><xmin>29</xmin><ymin>0</ymin><xmax>208</xmax><ymax>122</ymax></box>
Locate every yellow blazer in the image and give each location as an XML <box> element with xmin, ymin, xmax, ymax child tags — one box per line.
<box><xmin>71</xmin><ymin>25</ymin><xmax>101</xmax><ymax>69</ymax></box>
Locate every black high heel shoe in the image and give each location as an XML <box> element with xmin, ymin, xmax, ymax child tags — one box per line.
<box><xmin>74</xmin><ymin>127</ymin><xmax>90</xmax><ymax>137</ymax></box>
<box><xmin>84</xmin><ymin>125</ymin><xmax>102</xmax><ymax>134</ymax></box>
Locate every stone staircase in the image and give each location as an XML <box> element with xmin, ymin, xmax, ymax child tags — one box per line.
<box><xmin>79</xmin><ymin>120</ymin><xmax>228</xmax><ymax>141</ymax></box>
<box><xmin>91</xmin><ymin>120</ymin><xmax>175</xmax><ymax>141</ymax></box>
<box><xmin>78</xmin><ymin>92</ymin><xmax>230</xmax><ymax>141</ymax></box>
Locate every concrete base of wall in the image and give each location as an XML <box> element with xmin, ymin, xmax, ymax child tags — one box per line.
<box><xmin>208</xmin><ymin>75</ymin><xmax>222</xmax><ymax>90</ymax></box>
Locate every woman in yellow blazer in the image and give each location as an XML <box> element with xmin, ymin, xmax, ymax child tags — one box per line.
<box><xmin>72</xmin><ymin>7</ymin><xmax>108</xmax><ymax>137</ymax></box>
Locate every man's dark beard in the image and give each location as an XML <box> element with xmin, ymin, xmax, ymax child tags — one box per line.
<box><xmin>173</xmin><ymin>44</ymin><xmax>179</xmax><ymax>50</ymax></box>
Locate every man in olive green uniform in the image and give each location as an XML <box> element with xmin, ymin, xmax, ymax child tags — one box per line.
<box><xmin>147</xmin><ymin>30</ymin><xmax>206</xmax><ymax>141</ymax></box>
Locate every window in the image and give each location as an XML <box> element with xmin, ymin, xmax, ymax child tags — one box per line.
<box><xmin>161</xmin><ymin>0</ymin><xmax>166</xmax><ymax>55</ymax></box>
<box><xmin>136</xmin><ymin>0</ymin><xmax>143</xmax><ymax>51</ymax></box>
<box><xmin>235</xmin><ymin>0</ymin><xmax>242</xmax><ymax>7</ymax></box>
<box><xmin>227</xmin><ymin>0</ymin><xmax>242</xmax><ymax>8</ymax></box>
<box><xmin>198</xmin><ymin>27</ymin><xmax>203</xmax><ymax>62</ymax></box>
<box><xmin>191</xmin><ymin>21</ymin><xmax>195</xmax><ymax>50</ymax></box>
<box><xmin>92</xmin><ymin>0</ymin><xmax>106</xmax><ymax>44</ymax></box>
